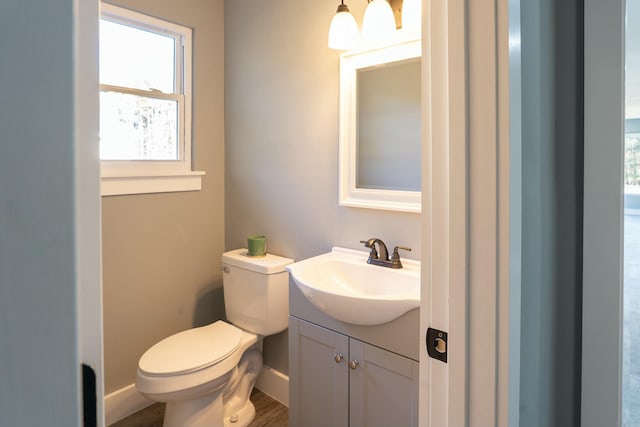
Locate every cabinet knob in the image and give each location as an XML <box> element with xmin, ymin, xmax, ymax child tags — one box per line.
<box><xmin>334</xmin><ymin>353</ymin><xmax>344</xmax><ymax>363</ymax></box>
<box><xmin>349</xmin><ymin>360</ymin><xmax>359</xmax><ymax>370</ymax></box>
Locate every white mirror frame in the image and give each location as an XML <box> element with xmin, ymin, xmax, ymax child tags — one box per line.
<box><xmin>338</xmin><ymin>37</ymin><xmax>422</xmax><ymax>213</ymax></box>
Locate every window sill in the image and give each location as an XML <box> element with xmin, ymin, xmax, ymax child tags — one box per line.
<box><xmin>101</xmin><ymin>171</ymin><xmax>205</xmax><ymax>196</ymax></box>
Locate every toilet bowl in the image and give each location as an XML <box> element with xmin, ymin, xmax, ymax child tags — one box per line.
<box><xmin>135</xmin><ymin>249</ymin><xmax>293</xmax><ymax>427</ymax></box>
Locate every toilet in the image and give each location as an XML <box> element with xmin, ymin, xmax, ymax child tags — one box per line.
<box><xmin>135</xmin><ymin>248</ymin><xmax>293</xmax><ymax>427</ymax></box>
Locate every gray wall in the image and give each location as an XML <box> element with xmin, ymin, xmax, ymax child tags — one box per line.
<box><xmin>0</xmin><ymin>0</ymin><xmax>84</xmax><ymax>424</ymax></box>
<box><xmin>101</xmin><ymin>0</ymin><xmax>225</xmax><ymax>394</ymax></box>
<box><xmin>224</xmin><ymin>0</ymin><xmax>422</xmax><ymax>374</ymax></box>
<box><xmin>518</xmin><ymin>0</ymin><xmax>583</xmax><ymax>425</ymax></box>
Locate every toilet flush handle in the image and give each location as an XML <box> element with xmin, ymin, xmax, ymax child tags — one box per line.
<box><xmin>221</xmin><ymin>265</ymin><xmax>231</xmax><ymax>273</ymax></box>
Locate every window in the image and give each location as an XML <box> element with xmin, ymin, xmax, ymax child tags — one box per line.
<box><xmin>99</xmin><ymin>3</ymin><xmax>203</xmax><ymax>196</ymax></box>
<box><xmin>625</xmin><ymin>119</ymin><xmax>640</xmax><ymax>212</ymax></box>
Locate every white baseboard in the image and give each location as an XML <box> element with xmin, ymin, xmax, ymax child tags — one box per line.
<box><xmin>104</xmin><ymin>365</ymin><xmax>289</xmax><ymax>425</ymax></box>
<box><xmin>104</xmin><ymin>383</ymin><xmax>153</xmax><ymax>426</ymax></box>
<box><xmin>255</xmin><ymin>365</ymin><xmax>289</xmax><ymax>407</ymax></box>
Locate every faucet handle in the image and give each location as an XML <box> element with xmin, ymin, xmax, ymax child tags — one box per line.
<box><xmin>393</xmin><ymin>246</ymin><xmax>412</xmax><ymax>255</ymax></box>
<box><xmin>390</xmin><ymin>246</ymin><xmax>412</xmax><ymax>268</ymax></box>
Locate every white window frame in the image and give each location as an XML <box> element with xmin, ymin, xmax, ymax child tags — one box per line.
<box><xmin>99</xmin><ymin>3</ymin><xmax>204</xmax><ymax>196</ymax></box>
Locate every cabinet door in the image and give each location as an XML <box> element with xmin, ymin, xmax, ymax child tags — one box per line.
<box><xmin>289</xmin><ymin>317</ymin><xmax>349</xmax><ymax>427</ymax></box>
<box><xmin>349</xmin><ymin>339</ymin><xmax>419</xmax><ymax>427</ymax></box>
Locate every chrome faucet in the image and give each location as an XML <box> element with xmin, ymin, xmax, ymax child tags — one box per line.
<box><xmin>360</xmin><ymin>238</ymin><xmax>411</xmax><ymax>269</ymax></box>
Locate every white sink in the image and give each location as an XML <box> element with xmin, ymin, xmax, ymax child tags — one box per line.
<box><xmin>286</xmin><ymin>247</ymin><xmax>420</xmax><ymax>326</ymax></box>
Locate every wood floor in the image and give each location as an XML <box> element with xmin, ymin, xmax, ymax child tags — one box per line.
<box><xmin>110</xmin><ymin>389</ymin><xmax>288</xmax><ymax>427</ymax></box>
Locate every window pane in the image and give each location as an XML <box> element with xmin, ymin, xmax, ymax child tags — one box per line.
<box><xmin>100</xmin><ymin>92</ymin><xmax>178</xmax><ymax>161</ymax></box>
<box><xmin>627</xmin><ymin>131</ymin><xmax>640</xmax><ymax>187</ymax></box>
<box><xmin>625</xmin><ymin>2</ymin><xmax>640</xmax><ymax>425</ymax></box>
<box><xmin>99</xmin><ymin>19</ymin><xmax>175</xmax><ymax>93</ymax></box>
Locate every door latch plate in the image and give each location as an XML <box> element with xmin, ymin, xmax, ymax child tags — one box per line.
<box><xmin>426</xmin><ymin>327</ymin><xmax>448</xmax><ymax>363</ymax></box>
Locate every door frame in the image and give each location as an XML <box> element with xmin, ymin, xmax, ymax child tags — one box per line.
<box><xmin>420</xmin><ymin>0</ymin><xmax>515</xmax><ymax>425</ymax></box>
<box><xmin>582</xmin><ymin>0</ymin><xmax>625</xmax><ymax>425</ymax></box>
<box><xmin>77</xmin><ymin>0</ymin><xmax>105</xmax><ymax>424</ymax></box>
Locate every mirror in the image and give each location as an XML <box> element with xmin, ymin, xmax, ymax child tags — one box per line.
<box><xmin>339</xmin><ymin>38</ymin><xmax>421</xmax><ymax>213</ymax></box>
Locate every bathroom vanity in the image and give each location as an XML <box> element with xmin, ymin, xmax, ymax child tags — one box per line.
<box><xmin>288</xmin><ymin>277</ymin><xmax>419</xmax><ymax>427</ymax></box>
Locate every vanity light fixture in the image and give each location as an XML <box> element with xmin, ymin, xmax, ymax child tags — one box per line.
<box><xmin>361</xmin><ymin>0</ymin><xmax>396</xmax><ymax>43</ymax></box>
<box><xmin>328</xmin><ymin>0</ymin><xmax>421</xmax><ymax>50</ymax></box>
<box><xmin>328</xmin><ymin>0</ymin><xmax>360</xmax><ymax>50</ymax></box>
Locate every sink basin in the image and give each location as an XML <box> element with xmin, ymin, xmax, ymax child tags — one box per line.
<box><xmin>286</xmin><ymin>247</ymin><xmax>420</xmax><ymax>326</ymax></box>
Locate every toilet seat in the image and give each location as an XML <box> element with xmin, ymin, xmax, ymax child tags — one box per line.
<box><xmin>136</xmin><ymin>322</ymin><xmax>258</xmax><ymax>399</ymax></box>
<box><xmin>139</xmin><ymin>321</ymin><xmax>242</xmax><ymax>377</ymax></box>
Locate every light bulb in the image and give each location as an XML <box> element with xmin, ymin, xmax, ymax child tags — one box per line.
<box><xmin>401</xmin><ymin>0</ymin><xmax>421</xmax><ymax>34</ymax></box>
<box><xmin>328</xmin><ymin>2</ymin><xmax>359</xmax><ymax>50</ymax></box>
<box><xmin>362</xmin><ymin>0</ymin><xmax>396</xmax><ymax>43</ymax></box>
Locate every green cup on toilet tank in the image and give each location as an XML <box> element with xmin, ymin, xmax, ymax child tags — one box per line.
<box><xmin>247</xmin><ymin>235</ymin><xmax>267</xmax><ymax>257</ymax></box>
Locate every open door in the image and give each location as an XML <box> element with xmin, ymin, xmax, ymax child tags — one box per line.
<box><xmin>582</xmin><ymin>0</ymin><xmax>625</xmax><ymax>425</ymax></box>
<box><xmin>0</xmin><ymin>0</ymin><xmax>103</xmax><ymax>425</ymax></box>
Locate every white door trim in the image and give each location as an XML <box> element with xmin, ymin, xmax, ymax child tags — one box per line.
<box><xmin>76</xmin><ymin>0</ymin><xmax>104</xmax><ymax>425</ymax></box>
<box><xmin>582</xmin><ymin>0</ymin><xmax>625</xmax><ymax>425</ymax></box>
<box><xmin>420</xmin><ymin>0</ymin><xmax>513</xmax><ymax>425</ymax></box>
<box><xmin>420</xmin><ymin>0</ymin><xmax>467</xmax><ymax>424</ymax></box>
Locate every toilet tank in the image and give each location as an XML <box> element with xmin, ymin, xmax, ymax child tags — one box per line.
<box><xmin>221</xmin><ymin>249</ymin><xmax>294</xmax><ymax>336</ymax></box>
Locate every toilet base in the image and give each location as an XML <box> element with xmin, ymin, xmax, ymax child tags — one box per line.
<box><xmin>222</xmin><ymin>347</ymin><xmax>262</xmax><ymax>427</ymax></box>
<box><xmin>160</xmin><ymin>382</ymin><xmax>257</xmax><ymax>427</ymax></box>
<box><xmin>162</xmin><ymin>394</ymin><xmax>255</xmax><ymax>427</ymax></box>
<box><xmin>223</xmin><ymin>401</ymin><xmax>256</xmax><ymax>427</ymax></box>
<box><xmin>155</xmin><ymin>345</ymin><xmax>263</xmax><ymax>427</ymax></box>
<box><xmin>163</xmin><ymin>388</ymin><xmax>225</xmax><ymax>427</ymax></box>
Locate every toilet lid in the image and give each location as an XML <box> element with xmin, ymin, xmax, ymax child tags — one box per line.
<box><xmin>138</xmin><ymin>321</ymin><xmax>242</xmax><ymax>376</ymax></box>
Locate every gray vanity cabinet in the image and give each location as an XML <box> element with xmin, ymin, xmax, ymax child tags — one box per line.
<box><xmin>289</xmin><ymin>316</ymin><xmax>349</xmax><ymax>427</ymax></box>
<box><xmin>289</xmin><ymin>316</ymin><xmax>419</xmax><ymax>427</ymax></box>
